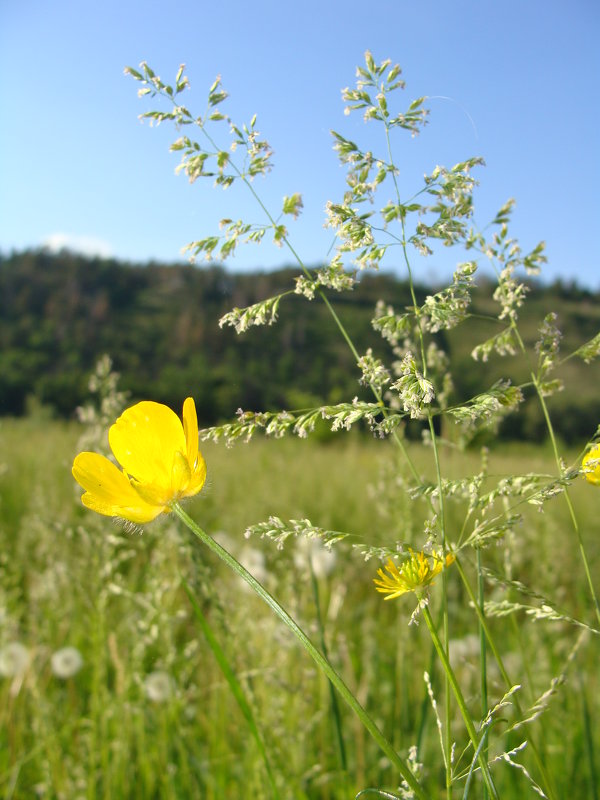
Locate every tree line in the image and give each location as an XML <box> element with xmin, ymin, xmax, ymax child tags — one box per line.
<box><xmin>1</xmin><ymin>249</ymin><xmax>598</xmax><ymax>443</ymax></box>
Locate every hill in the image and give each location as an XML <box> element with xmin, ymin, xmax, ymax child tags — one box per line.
<box><xmin>0</xmin><ymin>249</ymin><xmax>598</xmax><ymax>442</ymax></box>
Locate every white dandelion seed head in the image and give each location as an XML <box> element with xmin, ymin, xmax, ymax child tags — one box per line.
<box><xmin>144</xmin><ymin>671</ymin><xmax>174</xmax><ymax>703</ymax></box>
<box><xmin>51</xmin><ymin>646</ymin><xmax>83</xmax><ymax>679</ymax></box>
<box><xmin>294</xmin><ymin>537</ymin><xmax>337</xmax><ymax>578</ymax></box>
<box><xmin>310</xmin><ymin>546</ymin><xmax>337</xmax><ymax>578</ymax></box>
<box><xmin>0</xmin><ymin>642</ymin><xmax>30</xmax><ymax>677</ymax></box>
<box><xmin>212</xmin><ymin>530</ymin><xmax>235</xmax><ymax>552</ymax></box>
<box><xmin>448</xmin><ymin>634</ymin><xmax>479</xmax><ymax>669</ymax></box>
<box><xmin>237</xmin><ymin>546</ymin><xmax>268</xmax><ymax>586</ymax></box>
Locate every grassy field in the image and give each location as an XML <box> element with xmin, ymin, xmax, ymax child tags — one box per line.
<box><xmin>1</xmin><ymin>416</ymin><xmax>598</xmax><ymax>798</ymax></box>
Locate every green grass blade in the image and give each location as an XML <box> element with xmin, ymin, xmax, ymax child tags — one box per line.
<box><xmin>309</xmin><ymin>565</ymin><xmax>348</xmax><ymax>776</ymax></box>
<box><xmin>172</xmin><ymin>502</ymin><xmax>430</xmax><ymax>800</ymax></box>
<box><xmin>181</xmin><ymin>578</ymin><xmax>280</xmax><ymax>800</ymax></box>
<box><xmin>580</xmin><ymin>675</ymin><xmax>598</xmax><ymax>800</ymax></box>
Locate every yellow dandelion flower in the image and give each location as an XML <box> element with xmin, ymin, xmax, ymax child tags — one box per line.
<box><xmin>72</xmin><ymin>397</ymin><xmax>206</xmax><ymax>523</ymax></box>
<box><xmin>582</xmin><ymin>444</ymin><xmax>600</xmax><ymax>486</ymax></box>
<box><xmin>374</xmin><ymin>549</ymin><xmax>455</xmax><ymax>601</ymax></box>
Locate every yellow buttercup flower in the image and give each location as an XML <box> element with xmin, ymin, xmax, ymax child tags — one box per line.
<box><xmin>72</xmin><ymin>397</ymin><xmax>206</xmax><ymax>523</ymax></box>
<box><xmin>582</xmin><ymin>444</ymin><xmax>600</xmax><ymax>486</ymax></box>
<box><xmin>374</xmin><ymin>549</ymin><xmax>455</xmax><ymax>601</ymax></box>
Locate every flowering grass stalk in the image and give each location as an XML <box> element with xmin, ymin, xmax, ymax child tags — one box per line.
<box><xmin>421</xmin><ymin>606</ymin><xmax>498</xmax><ymax>799</ymax></box>
<box><xmin>72</xmin><ymin>397</ymin><xmax>428</xmax><ymax>798</ymax></box>
<box><xmin>99</xmin><ymin>50</ymin><xmax>600</xmax><ymax>796</ymax></box>
<box><xmin>171</xmin><ymin>502</ymin><xmax>428</xmax><ymax>800</ymax></box>
<box><xmin>452</xmin><ymin>555</ymin><xmax>558</xmax><ymax>800</ymax></box>
<box><xmin>509</xmin><ymin>309</ymin><xmax>600</xmax><ymax>628</ymax></box>
<box><xmin>372</xmin><ymin>549</ymin><xmax>497</xmax><ymax>798</ymax></box>
<box><xmin>534</xmin><ymin>387</ymin><xmax>600</xmax><ymax>627</ymax></box>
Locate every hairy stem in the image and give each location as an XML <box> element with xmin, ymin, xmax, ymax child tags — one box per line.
<box><xmin>422</xmin><ymin>606</ymin><xmax>498</xmax><ymax>800</ymax></box>
<box><xmin>477</xmin><ymin>548</ymin><xmax>489</xmax><ymax>800</ymax></box>
<box><xmin>512</xmin><ymin>324</ymin><xmax>600</xmax><ymax>627</ymax></box>
<box><xmin>171</xmin><ymin>502</ymin><xmax>429</xmax><ymax>799</ymax></box>
<box><xmin>454</xmin><ymin>557</ymin><xmax>558</xmax><ymax>800</ymax></box>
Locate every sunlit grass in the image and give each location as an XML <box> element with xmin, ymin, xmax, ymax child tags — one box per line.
<box><xmin>1</xmin><ymin>417</ymin><xmax>597</xmax><ymax>797</ymax></box>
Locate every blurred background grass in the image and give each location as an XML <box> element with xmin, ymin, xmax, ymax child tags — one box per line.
<box><xmin>1</xmin><ymin>415</ymin><xmax>598</xmax><ymax>797</ymax></box>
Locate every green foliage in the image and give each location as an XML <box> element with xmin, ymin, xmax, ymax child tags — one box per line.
<box><xmin>115</xmin><ymin>51</ymin><xmax>600</xmax><ymax>799</ymax></box>
<box><xmin>2</xmin><ymin>50</ymin><xmax>600</xmax><ymax>800</ymax></box>
<box><xmin>0</xmin><ymin>250</ymin><xmax>598</xmax><ymax>443</ymax></box>
<box><xmin>1</xmin><ymin>422</ymin><xmax>598</xmax><ymax>797</ymax></box>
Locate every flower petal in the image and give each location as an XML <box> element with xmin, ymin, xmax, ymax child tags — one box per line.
<box><xmin>129</xmin><ymin>478</ymin><xmax>173</xmax><ymax>508</ymax></box>
<box><xmin>374</xmin><ymin>559</ymin><xmax>410</xmax><ymax>598</ymax></box>
<box><xmin>109</xmin><ymin>401</ymin><xmax>187</xmax><ymax>489</ymax></box>
<box><xmin>183</xmin><ymin>397</ymin><xmax>199</xmax><ymax>469</ymax></box>
<box><xmin>181</xmin><ymin>396</ymin><xmax>207</xmax><ymax>498</ymax></box>
<box><xmin>171</xmin><ymin>449</ymin><xmax>192</xmax><ymax>495</ymax></box>
<box><xmin>182</xmin><ymin>454</ymin><xmax>207</xmax><ymax>499</ymax></box>
<box><xmin>72</xmin><ymin>452</ymin><xmax>164</xmax><ymax>523</ymax></box>
<box><xmin>582</xmin><ymin>445</ymin><xmax>600</xmax><ymax>486</ymax></box>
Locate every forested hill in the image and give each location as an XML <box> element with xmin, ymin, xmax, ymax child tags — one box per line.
<box><xmin>1</xmin><ymin>250</ymin><xmax>598</xmax><ymax>442</ymax></box>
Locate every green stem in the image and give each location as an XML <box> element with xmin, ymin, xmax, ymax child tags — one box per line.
<box><xmin>170</xmin><ymin>502</ymin><xmax>429</xmax><ymax>800</ymax></box>
<box><xmin>511</xmin><ymin>324</ymin><xmax>600</xmax><ymax>627</ymax></box>
<box><xmin>537</xmin><ymin>383</ymin><xmax>600</xmax><ymax>626</ymax></box>
<box><xmin>415</xmin><ymin>606</ymin><xmax>444</xmax><ymax>757</ymax></box>
<box><xmin>386</xmin><ymin>113</ymin><xmax>454</xmax><ymax>797</ymax></box>
<box><xmin>178</xmin><ymin>82</ymin><xmax>559</xmax><ymax>798</ymax></box>
<box><xmin>476</xmin><ymin>548</ymin><xmax>489</xmax><ymax>800</ymax></box>
<box><xmin>196</xmin><ymin>101</ymin><xmax>426</xmax><ymax>490</ymax></box>
<box><xmin>427</xmin><ymin>415</ymin><xmax>453</xmax><ymax>800</ymax></box>
<box><xmin>579</xmin><ymin>673</ymin><xmax>599</xmax><ymax>800</ymax></box>
<box><xmin>454</xmin><ymin>557</ymin><xmax>558</xmax><ymax>800</ymax></box>
<box><xmin>422</xmin><ymin>606</ymin><xmax>498</xmax><ymax>800</ymax></box>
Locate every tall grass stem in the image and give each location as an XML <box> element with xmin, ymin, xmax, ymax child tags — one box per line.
<box><xmin>170</xmin><ymin>502</ymin><xmax>430</xmax><ymax>800</ymax></box>
<box><xmin>182</xmin><ymin>579</ymin><xmax>280</xmax><ymax>798</ymax></box>
<box><xmin>422</xmin><ymin>606</ymin><xmax>498</xmax><ymax>799</ymax></box>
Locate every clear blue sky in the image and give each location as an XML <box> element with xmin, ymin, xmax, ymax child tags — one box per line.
<box><xmin>1</xmin><ymin>0</ymin><xmax>598</xmax><ymax>288</ymax></box>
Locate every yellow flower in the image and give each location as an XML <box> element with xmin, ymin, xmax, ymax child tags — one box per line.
<box><xmin>582</xmin><ymin>444</ymin><xmax>600</xmax><ymax>486</ymax></box>
<box><xmin>72</xmin><ymin>397</ymin><xmax>206</xmax><ymax>523</ymax></box>
<box><xmin>374</xmin><ymin>549</ymin><xmax>455</xmax><ymax>601</ymax></box>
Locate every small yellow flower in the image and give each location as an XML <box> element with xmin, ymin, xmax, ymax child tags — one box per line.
<box><xmin>72</xmin><ymin>397</ymin><xmax>206</xmax><ymax>523</ymax></box>
<box><xmin>582</xmin><ymin>444</ymin><xmax>600</xmax><ymax>486</ymax></box>
<box><xmin>374</xmin><ymin>549</ymin><xmax>455</xmax><ymax>601</ymax></box>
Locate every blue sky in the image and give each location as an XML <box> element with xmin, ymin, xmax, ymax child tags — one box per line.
<box><xmin>1</xmin><ymin>0</ymin><xmax>598</xmax><ymax>288</ymax></box>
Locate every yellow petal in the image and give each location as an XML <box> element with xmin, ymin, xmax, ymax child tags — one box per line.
<box><xmin>131</xmin><ymin>451</ymin><xmax>200</xmax><ymax>505</ymax></box>
<box><xmin>181</xmin><ymin>396</ymin><xmax>207</xmax><ymax>498</ymax></box>
<box><xmin>72</xmin><ymin>452</ymin><xmax>164</xmax><ymax>523</ymax></box>
<box><xmin>109</xmin><ymin>401</ymin><xmax>186</xmax><ymax>490</ymax></box>
<box><xmin>129</xmin><ymin>478</ymin><xmax>173</xmax><ymax>508</ymax></box>
<box><xmin>182</xmin><ymin>467</ymin><xmax>206</xmax><ymax>499</ymax></box>
<box><xmin>183</xmin><ymin>397</ymin><xmax>199</xmax><ymax>468</ymax></box>
<box><xmin>182</xmin><ymin>454</ymin><xmax>207</xmax><ymax>498</ymax></box>
<box><xmin>582</xmin><ymin>445</ymin><xmax>600</xmax><ymax>486</ymax></box>
<box><xmin>171</xmin><ymin>449</ymin><xmax>192</xmax><ymax>495</ymax></box>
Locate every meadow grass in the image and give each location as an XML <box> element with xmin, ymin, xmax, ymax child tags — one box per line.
<box><xmin>3</xmin><ymin>50</ymin><xmax>599</xmax><ymax>800</ymax></box>
<box><xmin>1</xmin><ymin>416</ymin><xmax>598</xmax><ymax>798</ymax></box>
